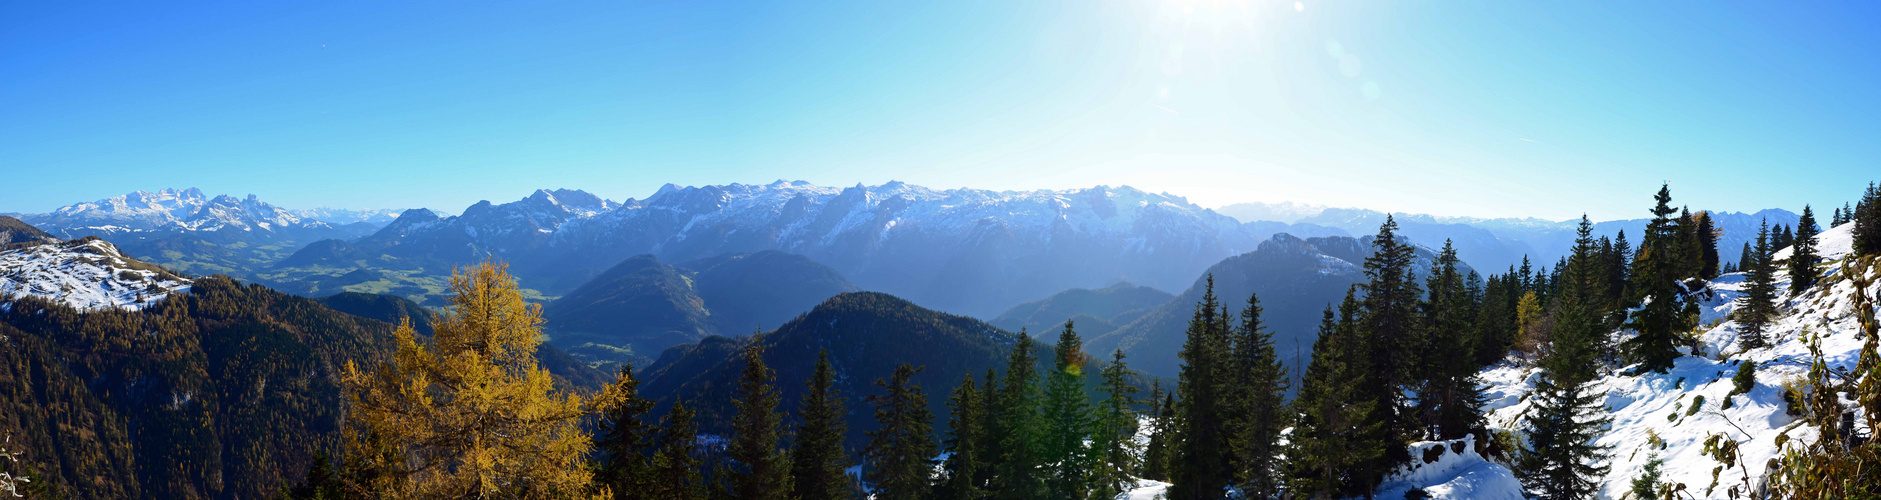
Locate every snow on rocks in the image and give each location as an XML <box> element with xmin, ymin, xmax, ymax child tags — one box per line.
<box><xmin>1376</xmin><ymin>435</ymin><xmax>1525</xmax><ymax>500</ymax></box>
<box><xmin>0</xmin><ymin>238</ymin><xmax>191</xmax><ymax>311</ymax></box>
<box><xmin>1479</xmin><ymin>222</ymin><xmax>1876</xmax><ymax>499</ymax></box>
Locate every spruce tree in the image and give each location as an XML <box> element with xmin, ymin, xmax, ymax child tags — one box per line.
<box><xmin>1358</xmin><ymin>215</ymin><xmax>1424</xmax><ymax>442</ymax></box>
<box><xmin>1696</xmin><ymin>211</ymin><xmax>1720</xmax><ymax>279</ymax></box>
<box><xmin>649</xmin><ymin>402</ymin><xmax>709</xmax><ymax>500</ymax></box>
<box><xmin>1791</xmin><ymin>205</ymin><xmax>1822</xmax><ymax>295</ymax></box>
<box><xmin>1738</xmin><ymin>220</ymin><xmax>1779</xmax><ymax>349</ymax></box>
<box><xmin>1611</xmin><ymin>230</ymin><xmax>1633</xmax><ymax>306</ymax></box>
<box><xmin>595</xmin><ymin>365</ymin><xmax>656</xmax><ymax>499</ymax></box>
<box><xmin>865</xmin><ymin>364</ymin><xmax>937</xmax><ymax>500</ymax></box>
<box><xmin>1041</xmin><ymin>322</ymin><xmax>1095</xmax><ymax>499</ymax></box>
<box><xmin>1169</xmin><ymin>276</ymin><xmax>1234</xmax><ymax>500</ymax></box>
<box><xmin>1227</xmin><ymin>292</ymin><xmax>1289</xmax><ymax>498</ymax></box>
<box><xmin>729</xmin><ymin>338</ymin><xmax>791</xmax><ymax>499</ymax></box>
<box><xmin>1516</xmin><ymin>283</ymin><xmax>1613</xmax><ymax>500</ymax></box>
<box><xmin>1416</xmin><ymin>240</ymin><xmax>1488</xmax><ymax>441</ymax></box>
<box><xmin>989</xmin><ymin>333</ymin><xmax>1044</xmax><ymax>500</ymax></box>
<box><xmin>1737</xmin><ymin>242</ymin><xmax>1755</xmax><ymax>275</ymax></box>
<box><xmin>939</xmin><ymin>375</ymin><xmax>984</xmax><ymax>500</ymax></box>
<box><xmin>1288</xmin><ymin>296</ymin><xmax>1386</xmax><ymax>498</ymax></box>
<box><xmin>1624</xmin><ymin>184</ymin><xmax>1686</xmax><ymax>373</ymax></box>
<box><xmin>1139</xmin><ymin>384</ymin><xmax>1175</xmax><ymax>483</ymax></box>
<box><xmin>1090</xmin><ymin>350</ymin><xmax>1140</xmax><ymax>498</ymax></box>
<box><xmin>1857</xmin><ymin>182</ymin><xmax>1881</xmax><ymax>256</ymax></box>
<box><xmin>792</xmin><ymin>350</ymin><xmax>852</xmax><ymax>500</ymax></box>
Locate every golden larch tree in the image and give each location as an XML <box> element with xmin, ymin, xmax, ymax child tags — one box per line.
<box><xmin>342</xmin><ymin>261</ymin><xmax>624</xmax><ymax>499</ymax></box>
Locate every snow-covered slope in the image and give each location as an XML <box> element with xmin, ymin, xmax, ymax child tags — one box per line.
<box><xmin>1478</xmin><ymin>222</ymin><xmax>1874</xmax><ymax>498</ymax></box>
<box><xmin>0</xmin><ymin>238</ymin><xmax>192</xmax><ymax>311</ymax></box>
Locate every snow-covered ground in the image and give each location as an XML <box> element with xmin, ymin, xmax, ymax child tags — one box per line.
<box><xmin>1478</xmin><ymin>222</ymin><xmax>1874</xmax><ymax>499</ymax></box>
<box><xmin>0</xmin><ymin>238</ymin><xmax>191</xmax><ymax>311</ymax></box>
<box><xmin>1376</xmin><ymin>435</ymin><xmax>1525</xmax><ymax>500</ymax></box>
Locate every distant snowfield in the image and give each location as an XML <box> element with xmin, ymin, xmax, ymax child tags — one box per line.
<box><xmin>0</xmin><ymin>238</ymin><xmax>191</xmax><ymax>311</ymax></box>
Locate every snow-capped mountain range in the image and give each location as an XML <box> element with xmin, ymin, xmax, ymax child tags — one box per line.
<box><xmin>0</xmin><ymin>237</ymin><xmax>192</xmax><ymax>311</ymax></box>
<box><xmin>341</xmin><ymin>181</ymin><xmax>1284</xmax><ymax>315</ymax></box>
<box><xmin>17</xmin><ymin>188</ymin><xmax>403</xmax><ymax>238</ymax></box>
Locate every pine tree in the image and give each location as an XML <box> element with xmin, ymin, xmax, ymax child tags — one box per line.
<box><xmin>1041</xmin><ymin>322</ymin><xmax>1095</xmax><ymax>499</ymax></box>
<box><xmin>339</xmin><ymin>262</ymin><xmax>604</xmax><ymax>497</ymax></box>
<box><xmin>989</xmin><ymin>333</ymin><xmax>1044</xmax><ymax>500</ymax></box>
<box><xmin>1738</xmin><ymin>220</ymin><xmax>1779</xmax><ymax>349</ymax></box>
<box><xmin>1358</xmin><ymin>215</ymin><xmax>1424</xmax><ymax>442</ymax></box>
<box><xmin>1624</xmin><ymin>184</ymin><xmax>1686</xmax><ymax>373</ymax></box>
<box><xmin>1516</xmin><ymin>251</ymin><xmax>1613</xmax><ymax>500</ymax></box>
<box><xmin>595</xmin><ymin>364</ymin><xmax>657</xmax><ymax>499</ymax></box>
<box><xmin>1090</xmin><ymin>350</ymin><xmax>1140</xmax><ymax>498</ymax></box>
<box><xmin>939</xmin><ymin>375</ymin><xmax>984</xmax><ymax>500</ymax></box>
<box><xmin>1139</xmin><ymin>384</ymin><xmax>1175</xmax><ymax>483</ymax></box>
<box><xmin>1227</xmin><ymin>292</ymin><xmax>1289</xmax><ymax>498</ymax></box>
<box><xmin>865</xmin><ymin>364</ymin><xmax>937</xmax><ymax>500</ymax></box>
<box><xmin>727</xmin><ymin>338</ymin><xmax>791</xmax><ymax>499</ymax></box>
<box><xmin>649</xmin><ymin>402</ymin><xmax>709</xmax><ymax>500</ymax></box>
<box><xmin>1287</xmin><ymin>296</ymin><xmax>1386</xmax><ymax>498</ymax></box>
<box><xmin>1791</xmin><ymin>205</ymin><xmax>1822</xmax><ymax>295</ymax></box>
<box><xmin>793</xmin><ymin>350</ymin><xmax>852</xmax><ymax>500</ymax></box>
<box><xmin>1169</xmin><ymin>277</ymin><xmax>1233</xmax><ymax>500</ymax></box>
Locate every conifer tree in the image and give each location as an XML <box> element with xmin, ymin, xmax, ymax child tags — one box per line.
<box><xmin>1676</xmin><ymin>207</ymin><xmax>1700</xmax><ymax>279</ymax></box>
<box><xmin>1738</xmin><ymin>220</ymin><xmax>1779</xmax><ymax>349</ymax></box>
<box><xmin>1041</xmin><ymin>322</ymin><xmax>1094</xmax><ymax>499</ymax></box>
<box><xmin>1139</xmin><ymin>384</ymin><xmax>1174</xmax><ymax>483</ymax></box>
<box><xmin>728</xmin><ymin>338</ymin><xmax>791</xmax><ymax>500</ymax></box>
<box><xmin>1695</xmin><ymin>211</ymin><xmax>1720</xmax><ymax>279</ymax></box>
<box><xmin>1472</xmin><ymin>273</ymin><xmax>1517</xmax><ymax>367</ymax></box>
<box><xmin>1857</xmin><ymin>182</ymin><xmax>1881</xmax><ymax>256</ymax></box>
<box><xmin>1090</xmin><ymin>350</ymin><xmax>1140</xmax><ymax>498</ymax></box>
<box><xmin>340</xmin><ymin>262</ymin><xmax>607</xmax><ymax>498</ymax></box>
<box><xmin>1288</xmin><ymin>296</ymin><xmax>1386</xmax><ymax>498</ymax></box>
<box><xmin>1624</xmin><ymin>184</ymin><xmax>1686</xmax><ymax>373</ymax></box>
<box><xmin>865</xmin><ymin>364</ymin><xmax>937</xmax><ymax>500</ymax></box>
<box><xmin>1737</xmin><ymin>242</ymin><xmax>1755</xmax><ymax>276</ymax></box>
<box><xmin>1169</xmin><ymin>277</ymin><xmax>1234</xmax><ymax>500</ymax></box>
<box><xmin>1791</xmin><ymin>205</ymin><xmax>1822</xmax><ymax>295</ymax></box>
<box><xmin>595</xmin><ymin>365</ymin><xmax>656</xmax><ymax>499</ymax></box>
<box><xmin>989</xmin><ymin>333</ymin><xmax>1044</xmax><ymax>500</ymax></box>
<box><xmin>939</xmin><ymin>375</ymin><xmax>984</xmax><ymax>500</ymax></box>
<box><xmin>1227</xmin><ymin>292</ymin><xmax>1289</xmax><ymax>498</ymax></box>
<box><xmin>649</xmin><ymin>402</ymin><xmax>709</xmax><ymax>500</ymax></box>
<box><xmin>1516</xmin><ymin>231</ymin><xmax>1613</xmax><ymax>500</ymax></box>
<box><xmin>1358</xmin><ymin>216</ymin><xmax>1424</xmax><ymax>441</ymax></box>
<box><xmin>1611</xmin><ymin>230</ymin><xmax>1633</xmax><ymax>306</ymax></box>
<box><xmin>1416</xmin><ymin>240</ymin><xmax>1488</xmax><ymax>441</ymax></box>
<box><xmin>975</xmin><ymin>369</ymin><xmax>1001</xmax><ymax>492</ymax></box>
<box><xmin>792</xmin><ymin>350</ymin><xmax>852</xmax><ymax>500</ymax></box>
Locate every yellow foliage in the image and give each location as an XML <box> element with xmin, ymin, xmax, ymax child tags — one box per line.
<box><xmin>342</xmin><ymin>261</ymin><xmax>627</xmax><ymax>499</ymax></box>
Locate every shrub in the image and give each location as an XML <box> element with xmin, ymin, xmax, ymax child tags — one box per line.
<box><xmin>1731</xmin><ymin>360</ymin><xmax>1758</xmax><ymax>396</ymax></box>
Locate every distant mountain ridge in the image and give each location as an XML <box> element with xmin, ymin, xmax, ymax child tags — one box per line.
<box><xmin>1089</xmin><ymin>232</ymin><xmax>1474</xmax><ymax>377</ymax></box>
<box><xmin>336</xmin><ymin>181</ymin><xmax>1345</xmax><ymax>316</ymax></box>
<box><xmin>541</xmin><ymin>250</ymin><xmax>860</xmax><ymax>371</ymax></box>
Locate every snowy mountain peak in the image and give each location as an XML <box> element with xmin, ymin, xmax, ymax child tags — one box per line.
<box><xmin>0</xmin><ymin>237</ymin><xmax>192</xmax><ymax>311</ymax></box>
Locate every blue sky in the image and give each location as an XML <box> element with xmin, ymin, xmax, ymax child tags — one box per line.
<box><xmin>4</xmin><ymin>0</ymin><xmax>1878</xmax><ymax>221</ymax></box>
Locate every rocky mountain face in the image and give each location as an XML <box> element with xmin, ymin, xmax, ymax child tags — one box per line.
<box><xmin>1089</xmin><ymin>233</ymin><xmax>1473</xmax><ymax>378</ymax></box>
